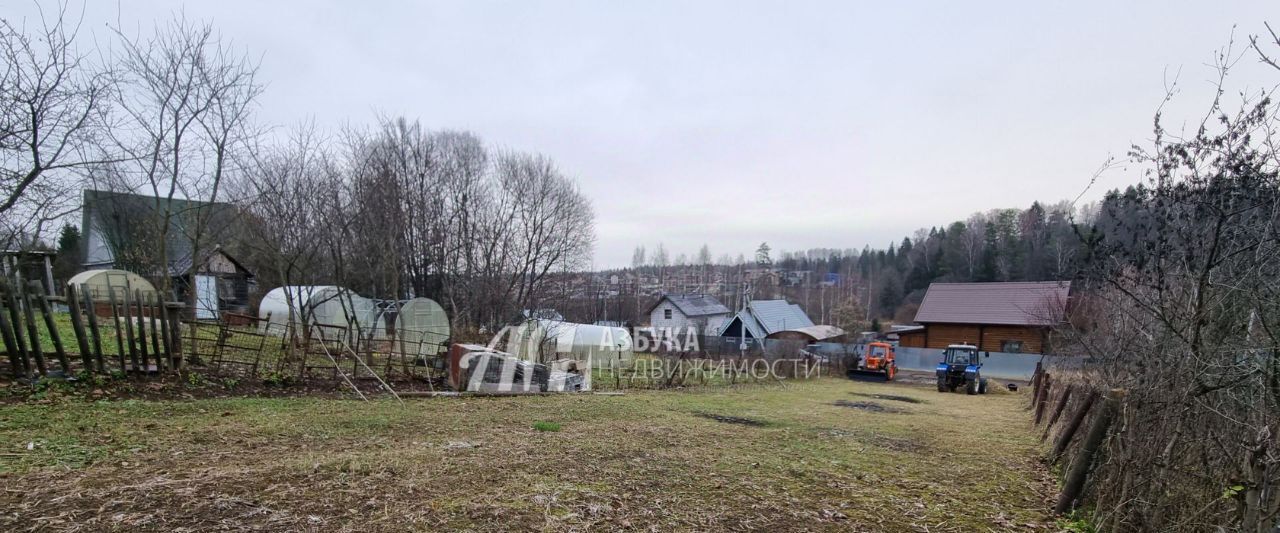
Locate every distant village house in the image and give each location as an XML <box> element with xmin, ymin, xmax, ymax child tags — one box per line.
<box><xmin>647</xmin><ymin>293</ymin><xmax>731</xmax><ymax>336</ymax></box>
<box><xmin>717</xmin><ymin>299</ymin><xmax>846</xmax><ymax>343</ymax></box>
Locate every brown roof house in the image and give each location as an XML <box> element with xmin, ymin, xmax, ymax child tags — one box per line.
<box><xmin>898</xmin><ymin>281</ymin><xmax>1070</xmax><ymax>354</ymax></box>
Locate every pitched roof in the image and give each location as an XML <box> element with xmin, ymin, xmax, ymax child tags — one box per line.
<box><xmin>913</xmin><ymin>281</ymin><xmax>1071</xmax><ymax>326</ymax></box>
<box><xmin>81</xmin><ymin>189</ymin><xmax>243</xmax><ymax>276</ymax></box>
<box><xmin>784</xmin><ymin>325</ymin><xmax>846</xmax><ymax>342</ymax></box>
<box><xmin>647</xmin><ymin>293</ymin><xmax>731</xmax><ymax>317</ymax></box>
<box><xmin>717</xmin><ymin>299</ymin><xmax>818</xmax><ymax>338</ymax></box>
<box><xmin>747</xmin><ymin>299</ymin><xmax>814</xmax><ymax>334</ymax></box>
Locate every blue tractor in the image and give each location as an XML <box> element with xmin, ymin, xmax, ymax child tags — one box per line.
<box><xmin>936</xmin><ymin>344</ymin><xmax>989</xmax><ymax>395</ymax></box>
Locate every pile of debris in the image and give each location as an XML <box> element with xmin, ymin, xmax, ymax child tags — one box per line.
<box><xmin>446</xmin><ymin>344</ymin><xmax>587</xmax><ymax>393</ymax></box>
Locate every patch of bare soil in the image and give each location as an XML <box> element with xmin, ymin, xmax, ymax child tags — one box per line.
<box><xmin>693</xmin><ymin>412</ymin><xmax>771</xmax><ymax>427</ymax></box>
<box><xmin>818</xmin><ymin>427</ymin><xmax>925</xmax><ymax>453</ymax></box>
<box><xmin>832</xmin><ymin>400</ymin><xmax>906</xmax><ymax>413</ymax></box>
<box><xmin>849</xmin><ymin>392</ymin><xmax>926</xmax><ymax>404</ymax></box>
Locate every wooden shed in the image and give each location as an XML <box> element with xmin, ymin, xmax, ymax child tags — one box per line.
<box><xmin>909</xmin><ymin>281</ymin><xmax>1070</xmax><ymax>354</ymax></box>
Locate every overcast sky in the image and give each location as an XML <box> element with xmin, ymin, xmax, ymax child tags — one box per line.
<box><xmin>9</xmin><ymin>1</ymin><xmax>1277</xmax><ymax>267</ymax></box>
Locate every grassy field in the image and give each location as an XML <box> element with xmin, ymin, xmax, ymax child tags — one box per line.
<box><xmin>0</xmin><ymin>377</ymin><xmax>1056</xmax><ymax>531</ymax></box>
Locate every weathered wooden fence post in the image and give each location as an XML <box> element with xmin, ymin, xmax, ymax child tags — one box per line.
<box><xmin>106</xmin><ymin>289</ymin><xmax>127</xmax><ymax>372</ymax></box>
<box><xmin>1034</xmin><ymin>373</ymin><xmax>1053</xmax><ymax>425</ymax></box>
<box><xmin>2</xmin><ymin>281</ymin><xmax>31</xmax><ymax>376</ymax></box>
<box><xmin>148</xmin><ymin>294</ymin><xmax>163</xmax><ymax>372</ymax></box>
<box><xmin>133</xmin><ymin>289</ymin><xmax>150</xmax><ymax>373</ymax></box>
<box><xmin>1027</xmin><ymin>361</ymin><xmax>1044</xmax><ymax>409</ymax></box>
<box><xmin>1041</xmin><ymin>384</ymin><xmax>1075</xmax><ymax>441</ymax></box>
<box><xmin>30</xmin><ymin>281</ymin><xmax>70</xmax><ymax>375</ymax></box>
<box><xmin>66</xmin><ymin>285</ymin><xmax>95</xmax><ymax>374</ymax></box>
<box><xmin>1052</xmin><ymin>390</ymin><xmax>1099</xmax><ymax>460</ymax></box>
<box><xmin>0</xmin><ymin>294</ymin><xmax>23</xmax><ymax>378</ymax></box>
<box><xmin>167</xmin><ymin>303</ymin><xmax>184</xmax><ymax>370</ymax></box>
<box><xmin>157</xmin><ymin>297</ymin><xmax>172</xmax><ymax>370</ymax></box>
<box><xmin>1054</xmin><ymin>389</ymin><xmax>1125</xmax><ymax>514</ymax></box>
<box><xmin>19</xmin><ymin>282</ymin><xmax>48</xmax><ymax>376</ymax></box>
<box><xmin>118</xmin><ymin>289</ymin><xmax>138</xmax><ymax>373</ymax></box>
<box><xmin>81</xmin><ymin>285</ymin><xmax>104</xmax><ymax>373</ymax></box>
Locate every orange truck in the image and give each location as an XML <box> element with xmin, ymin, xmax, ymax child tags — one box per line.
<box><xmin>851</xmin><ymin>341</ymin><xmax>898</xmax><ymax>380</ymax></box>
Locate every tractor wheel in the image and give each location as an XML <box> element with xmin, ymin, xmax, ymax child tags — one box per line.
<box><xmin>885</xmin><ymin>365</ymin><xmax>896</xmax><ymax>381</ymax></box>
<box><xmin>978</xmin><ymin>378</ymin><xmax>989</xmax><ymax>394</ymax></box>
<box><xmin>966</xmin><ymin>379</ymin><xmax>978</xmax><ymax>395</ymax></box>
<box><xmin>936</xmin><ymin>378</ymin><xmax>947</xmax><ymax>392</ymax></box>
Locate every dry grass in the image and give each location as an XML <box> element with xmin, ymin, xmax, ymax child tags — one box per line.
<box><xmin>0</xmin><ymin>377</ymin><xmax>1056</xmax><ymax>531</ymax></box>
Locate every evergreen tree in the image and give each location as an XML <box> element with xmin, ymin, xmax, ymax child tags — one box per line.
<box><xmin>52</xmin><ymin>224</ymin><xmax>82</xmax><ymax>283</ymax></box>
<box><xmin>755</xmin><ymin>242</ymin><xmax>772</xmax><ymax>267</ymax></box>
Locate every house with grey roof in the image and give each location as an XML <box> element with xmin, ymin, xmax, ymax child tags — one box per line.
<box><xmin>897</xmin><ymin>281</ymin><xmax>1071</xmax><ymax>354</ymax></box>
<box><xmin>716</xmin><ymin>299</ymin><xmax>845</xmax><ymax>342</ymax></box>
<box><xmin>646</xmin><ymin>293</ymin><xmax>732</xmax><ymax>336</ymax></box>
<box><xmin>80</xmin><ymin>189</ymin><xmax>256</xmax><ymax>320</ymax></box>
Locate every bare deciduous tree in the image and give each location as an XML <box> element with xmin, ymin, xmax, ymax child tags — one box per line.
<box><xmin>0</xmin><ymin>4</ymin><xmax>109</xmax><ymax>248</ymax></box>
<box><xmin>102</xmin><ymin>15</ymin><xmax>260</xmax><ymax>309</ymax></box>
<box><xmin>1057</xmin><ymin>33</ymin><xmax>1280</xmax><ymax>531</ymax></box>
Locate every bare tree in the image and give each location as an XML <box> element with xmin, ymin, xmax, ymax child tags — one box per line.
<box><xmin>0</xmin><ymin>4</ymin><xmax>110</xmax><ymax>248</ymax></box>
<box><xmin>103</xmin><ymin>15</ymin><xmax>260</xmax><ymax>308</ymax></box>
<box><xmin>229</xmin><ymin>122</ymin><xmax>338</xmax><ymax>353</ymax></box>
<box><xmin>496</xmin><ymin>151</ymin><xmax>594</xmax><ymax>315</ymax></box>
<box><xmin>1056</xmin><ymin>33</ymin><xmax>1280</xmax><ymax>531</ymax></box>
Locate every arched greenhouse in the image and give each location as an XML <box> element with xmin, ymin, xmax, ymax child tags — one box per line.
<box><xmin>258</xmin><ymin>286</ymin><xmax>378</xmax><ymax>340</ymax></box>
<box><xmin>390</xmin><ymin>297</ymin><xmax>451</xmax><ymax>357</ymax></box>
<box><xmin>65</xmin><ymin>269</ymin><xmax>158</xmax><ymax>301</ymax></box>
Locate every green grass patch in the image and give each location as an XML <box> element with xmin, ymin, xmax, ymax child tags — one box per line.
<box><xmin>532</xmin><ymin>420</ymin><xmax>562</xmax><ymax>432</ymax></box>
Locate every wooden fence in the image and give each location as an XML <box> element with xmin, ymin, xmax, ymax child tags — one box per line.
<box><xmin>1027</xmin><ymin>364</ymin><xmax>1126</xmax><ymax>517</ymax></box>
<box><xmin>0</xmin><ymin>279</ymin><xmax>185</xmax><ymax>379</ymax></box>
<box><xmin>2</xmin><ymin>280</ymin><xmax>827</xmax><ymax>396</ymax></box>
<box><xmin>0</xmin><ymin>279</ymin><xmax>449</xmax><ymax>396</ymax></box>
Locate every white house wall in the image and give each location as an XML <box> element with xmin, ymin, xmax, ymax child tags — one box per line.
<box><xmin>649</xmin><ymin>302</ymin><xmax>729</xmax><ymax>336</ymax></box>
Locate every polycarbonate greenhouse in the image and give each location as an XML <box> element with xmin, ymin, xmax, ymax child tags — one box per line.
<box><xmin>65</xmin><ymin>269</ymin><xmax>158</xmax><ymax>301</ymax></box>
<box><xmin>258</xmin><ymin>286</ymin><xmax>378</xmax><ymax>339</ymax></box>
<box><xmin>506</xmin><ymin>319</ymin><xmax>634</xmax><ymax>366</ymax></box>
<box><xmin>391</xmin><ymin>297</ymin><xmax>451</xmax><ymax>357</ymax></box>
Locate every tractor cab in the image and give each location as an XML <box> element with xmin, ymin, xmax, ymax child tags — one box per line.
<box><xmin>849</xmin><ymin>341</ymin><xmax>898</xmax><ymax>380</ymax></box>
<box><xmin>936</xmin><ymin>344</ymin><xmax>989</xmax><ymax>395</ymax></box>
<box><xmin>943</xmin><ymin>345</ymin><xmax>981</xmax><ymax>366</ymax></box>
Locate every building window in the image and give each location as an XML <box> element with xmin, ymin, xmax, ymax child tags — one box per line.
<box><xmin>664</xmin><ymin>308</ymin><xmax>672</xmax><ymax>320</ymax></box>
<box><xmin>1001</xmin><ymin>340</ymin><xmax>1023</xmax><ymax>353</ymax></box>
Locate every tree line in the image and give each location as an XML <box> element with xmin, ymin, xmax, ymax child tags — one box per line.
<box><xmin>620</xmin><ymin>198</ymin><xmax>1098</xmax><ymax>331</ymax></box>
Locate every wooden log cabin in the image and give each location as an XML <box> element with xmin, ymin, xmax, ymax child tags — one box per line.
<box><xmin>897</xmin><ymin>281</ymin><xmax>1070</xmax><ymax>354</ymax></box>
